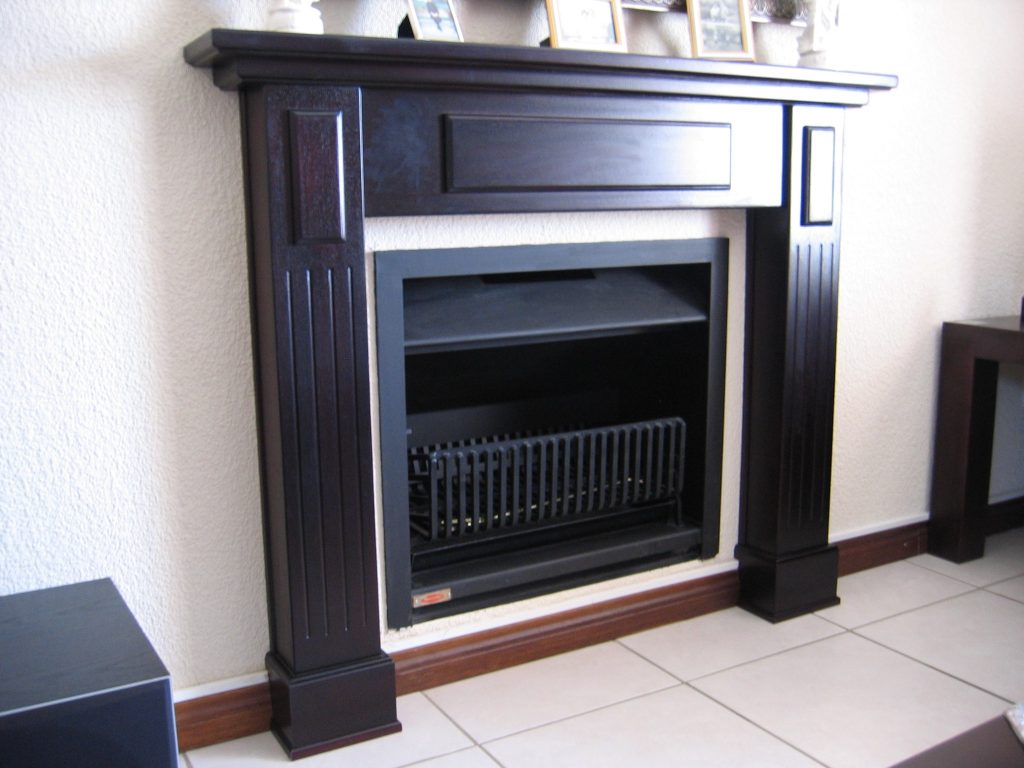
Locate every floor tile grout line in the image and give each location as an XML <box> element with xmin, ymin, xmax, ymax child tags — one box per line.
<box><xmin>843</xmin><ymin>581</ymin><xmax>1024</xmax><ymax>635</ymax></box>
<box><xmin>908</xmin><ymin>562</ymin><xmax>1024</xmax><ymax>588</ymax></box>
<box><xmin>986</xmin><ymin>571</ymin><xmax>1024</xmax><ymax>587</ymax></box>
<box><xmin>464</xmin><ymin>680</ymin><xmax>686</xmax><ymax>746</ymax></box>
<box><xmin>814</xmin><ymin>612</ymin><xmax>849</xmax><ymax>630</ymax></box>
<box><xmin>422</xmin><ymin>626</ymin><xmax>856</xmax><ymax>757</ymax></box>
<box><xmin>684</xmin><ymin>626</ymin><xmax>848</xmax><ymax>686</ymax></box>
<box><xmin>901</xmin><ymin>557</ymin><xmax>998</xmax><ymax>587</ymax></box>
<box><xmin>852</xmin><ymin>630</ymin><xmax>1016</xmax><ymax>706</ymax></box>
<box><xmin>850</xmin><ymin>558</ymin><xmax>994</xmax><ymax>591</ymax></box>
<box><xmin>685</xmin><ymin>683</ymin><xmax>831</xmax><ymax>768</ymax></box>
<box><xmin>613</xmin><ymin>637</ymin><xmax>692</xmax><ymax>685</ymax></box>
<box><xmin>420</xmin><ymin>563</ymin><xmax>1024</xmax><ymax>763</ymax></box>
<box><xmin>982</xmin><ymin>572</ymin><xmax>1024</xmax><ymax>603</ymax></box>
<box><xmin>421</xmin><ymin>689</ymin><xmax>485</xmax><ymax>748</ymax></box>
<box><xmin>904</xmin><ymin>541</ymin><xmax>1024</xmax><ymax>588</ymax></box>
<box><xmin>478</xmin><ymin>742</ymin><xmax>509</xmax><ymax>768</ymax></box>
<box><xmin>985</xmin><ymin>586</ymin><xmax>1024</xmax><ymax>606</ymax></box>
<box><xmin>397</xmin><ymin>745</ymin><xmax>504</xmax><ymax>768</ymax></box>
<box><xmin>829</xmin><ymin>585</ymin><xmax>985</xmax><ymax>633</ymax></box>
<box><xmin>614</xmin><ymin>614</ymin><xmax>849</xmax><ymax>687</ymax></box>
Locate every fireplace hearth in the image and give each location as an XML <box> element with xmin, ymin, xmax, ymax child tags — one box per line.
<box><xmin>376</xmin><ymin>239</ymin><xmax>726</xmax><ymax>626</ymax></box>
<box><xmin>185</xmin><ymin>28</ymin><xmax>895</xmax><ymax>759</ymax></box>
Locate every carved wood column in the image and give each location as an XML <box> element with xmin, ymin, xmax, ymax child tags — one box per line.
<box><xmin>242</xmin><ymin>83</ymin><xmax>399</xmax><ymax>758</ymax></box>
<box><xmin>737</xmin><ymin>104</ymin><xmax>846</xmax><ymax>621</ymax></box>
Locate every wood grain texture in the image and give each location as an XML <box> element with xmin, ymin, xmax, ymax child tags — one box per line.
<box><xmin>289</xmin><ymin>111</ymin><xmax>345</xmax><ymax>243</ymax></box>
<box><xmin>184</xmin><ymin>28</ymin><xmax>896</xmax><ymax>105</ymax></box>
<box><xmin>245</xmin><ymin>84</ymin><xmax>397</xmax><ymax>755</ymax></box>
<box><xmin>836</xmin><ymin>522</ymin><xmax>928</xmax><ymax>577</ymax></box>
<box><xmin>736</xmin><ymin>105</ymin><xmax>847</xmax><ymax>620</ymax></box>
<box><xmin>252</xmin><ymin>85</ymin><xmax>381</xmax><ymax>672</ymax></box>
<box><xmin>445</xmin><ymin>115</ymin><xmax>732</xmax><ymax>192</ymax></box>
<box><xmin>362</xmin><ymin>92</ymin><xmax>782</xmax><ymax>216</ymax></box>
<box><xmin>174</xmin><ymin>684</ymin><xmax>272</xmax><ymax>752</ymax></box>
<box><xmin>781</xmin><ymin>240</ymin><xmax>839</xmax><ymax>538</ymax></box>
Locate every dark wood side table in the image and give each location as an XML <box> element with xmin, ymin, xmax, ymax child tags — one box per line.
<box><xmin>929</xmin><ymin>316</ymin><xmax>1024</xmax><ymax>562</ymax></box>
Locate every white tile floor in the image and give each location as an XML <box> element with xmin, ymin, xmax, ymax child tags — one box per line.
<box><xmin>183</xmin><ymin>527</ymin><xmax>1024</xmax><ymax>768</ymax></box>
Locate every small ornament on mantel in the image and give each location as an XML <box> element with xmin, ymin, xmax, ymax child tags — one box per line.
<box><xmin>267</xmin><ymin>0</ymin><xmax>324</xmax><ymax>35</ymax></box>
<box><xmin>798</xmin><ymin>0</ymin><xmax>840</xmax><ymax>68</ymax></box>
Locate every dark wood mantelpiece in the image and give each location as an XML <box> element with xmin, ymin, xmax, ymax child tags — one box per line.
<box><xmin>185</xmin><ymin>29</ymin><xmax>895</xmax><ymax>758</ymax></box>
<box><xmin>186</xmin><ymin>28</ymin><xmax>893</xmax><ymax>100</ymax></box>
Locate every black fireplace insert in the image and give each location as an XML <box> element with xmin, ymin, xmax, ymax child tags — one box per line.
<box><xmin>376</xmin><ymin>239</ymin><xmax>727</xmax><ymax>626</ymax></box>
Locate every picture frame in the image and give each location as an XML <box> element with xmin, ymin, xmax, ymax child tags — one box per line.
<box><xmin>688</xmin><ymin>0</ymin><xmax>755</xmax><ymax>61</ymax></box>
<box><xmin>545</xmin><ymin>0</ymin><xmax>628</xmax><ymax>53</ymax></box>
<box><xmin>621</xmin><ymin>0</ymin><xmax>685</xmax><ymax>10</ymax></box>
<box><xmin>748</xmin><ymin>0</ymin><xmax>809</xmax><ymax>25</ymax></box>
<box><xmin>405</xmin><ymin>0</ymin><xmax>464</xmax><ymax>42</ymax></box>
<box><xmin>618</xmin><ymin>0</ymin><xmax>684</xmax><ymax>9</ymax></box>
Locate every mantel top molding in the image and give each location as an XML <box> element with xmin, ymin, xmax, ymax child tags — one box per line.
<box><xmin>185</xmin><ymin>28</ymin><xmax>896</xmax><ymax>106</ymax></box>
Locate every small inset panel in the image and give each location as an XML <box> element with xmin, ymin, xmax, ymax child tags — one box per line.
<box><xmin>803</xmin><ymin>126</ymin><xmax>836</xmax><ymax>226</ymax></box>
<box><xmin>289</xmin><ymin>111</ymin><xmax>346</xmax><ymax>243</ymax></box>
<box><xmin>446</xmin><ymin>116</ymin><xmax>731</xmax><ymax>192</ymax></box>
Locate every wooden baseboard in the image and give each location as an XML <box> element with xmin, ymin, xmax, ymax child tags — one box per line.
<box><xmin>174</xmin><ymin>520</ymin><xmax>928</xmax><ymax>752</ymax></box>
<box><xmin>835</xmin><ymin>521</ymin><xmax>929</xmax><ymax>577</ymax></box>
<box><xmin>174</xmin><ymin>683</ymin><xmax>271</xmax><ymax>752</ymax></box>
<box><xmin>987</xmin><ymin>496</ymin><xmax>1024</xmax><ymax>535</ymax></box>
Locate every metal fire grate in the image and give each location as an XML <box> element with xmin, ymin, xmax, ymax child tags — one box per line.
<box><xmin>408</xmin><ymin>418</ymin><xmax>686</xmax><ymax>542</ymax></box>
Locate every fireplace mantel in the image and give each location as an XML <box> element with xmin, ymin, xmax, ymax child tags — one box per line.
<box><xmin>186</xmin><ymin>29</ymin><xmax>895</xmax><ymax>759</ymax></box>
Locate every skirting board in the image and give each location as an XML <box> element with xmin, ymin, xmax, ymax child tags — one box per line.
<box><xmin>988</xmin><ymin>496</ymin><xmax>1024</xmax><ymax>535</ymax></box>
<box><xmin>174</xmin><ymin>520</ymin><xmax>928</xmax><ymax>752</ymax></box>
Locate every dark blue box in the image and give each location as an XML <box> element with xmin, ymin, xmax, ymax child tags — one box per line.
<box><xmin>0</xmin><ymin>579</ymin><xmax>177</xmax><ymax>767</ymax></box>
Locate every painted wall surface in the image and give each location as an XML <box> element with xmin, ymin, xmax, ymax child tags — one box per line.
<box><xmin>0</xmin><ymin>0</ymin><xmax>1021</xmax><ymax>692</ymax></box>
<box><xmin>832</xmin><ymin>1</ymin><xmax>1024</xmax><ymax>527</ymax></box>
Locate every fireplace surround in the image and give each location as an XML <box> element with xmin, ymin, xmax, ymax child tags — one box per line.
<box><xmin>185</xmin><ymin>29</ymin><xmax>895</xmax><ymax>758</ymax></box>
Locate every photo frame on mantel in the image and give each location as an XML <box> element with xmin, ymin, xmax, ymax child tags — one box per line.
<box><xmin>545</xmin><ymin>0</ymin><xmax>628</xmax><ymax>52</ymax></box>
<box><xmin>402</xmin><ymin>0</ymin><xmax>464</xmax><ymax>42</ymax></box>
<box><xmin>688</xmin><ymin>0</ymin><xmax>755</xmax><ymax>61</ymax></box>
<box><xmin>621</xmin><ymin>0</ymin><xmax>685</xmax><ymax>9</ymax></box>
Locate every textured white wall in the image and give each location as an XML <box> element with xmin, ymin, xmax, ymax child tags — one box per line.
<box><xmin>0</xmin><ymin>0</ymin><xmax>1021</xmax><ymax>692</ymax></box>
<box><xmin>832</xmin><ymin>1</ymin><xmax>1024</xmax><ymax>532</ymax></box>
<box><xmin>0</xmin><ymin>1</ymin><xmax>270</xmax><ymax>689</ymax></box>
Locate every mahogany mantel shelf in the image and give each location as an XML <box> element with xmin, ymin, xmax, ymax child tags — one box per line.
<box><xmin>185</xmin><ymin>29</ymin><xmax>895</xmax><ymax>759</ymax></box>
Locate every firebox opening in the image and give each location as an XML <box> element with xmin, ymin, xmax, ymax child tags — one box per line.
<box><xmin>376</xmin><ymin>241</ymin><xmax>727</xmax><ymax>628</ymax></box>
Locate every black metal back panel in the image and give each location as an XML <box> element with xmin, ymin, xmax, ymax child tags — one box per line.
<box><xmin>376</xmin><ymin>239</ymin><xmax>728</xmax><ymax>627</ymax></box>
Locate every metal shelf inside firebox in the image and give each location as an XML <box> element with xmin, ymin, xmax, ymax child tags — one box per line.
<box><xmin>403</xmin><ymin>267</ymin><xmax>708</xmax><ymax>354</ymax></box>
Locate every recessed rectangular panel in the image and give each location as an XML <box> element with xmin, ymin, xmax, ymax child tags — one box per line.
<box><xmin>803</xmin><ymin>127</ymin><xmax>835</xmax><ymax>225</ymax></box>
<box><xmin>446</xmin><ymin>116</ymin><xmax>731</xmax><ymax>192</ymax></box>
<box><xmin>289</xmin><ymin>111</ymin><xmax>346</xmax><ymax>243</ymax></box>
